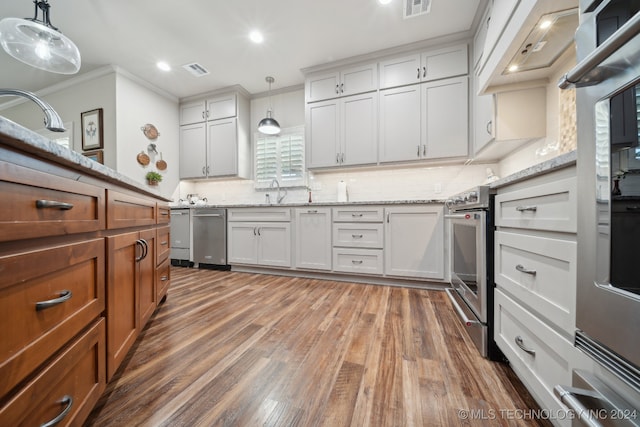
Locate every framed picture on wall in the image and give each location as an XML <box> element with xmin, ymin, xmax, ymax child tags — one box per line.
<box><xmin>81</xmin><ymin>108</ymin><xmax>103</xmax><ymax>150</ymax></box>
<box><xmin>83</xmin><ymin>149</ymin><xmax>103</xmax><ymax>164</ymax></box>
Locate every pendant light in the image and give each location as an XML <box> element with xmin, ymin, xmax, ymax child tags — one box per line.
<box><xmin>0</xmin><ymin>0</ymin><xmax>81</xmax><ymax>74</ymax></box>
<box><xmin>258</xmin><ymin>76</ymin><xmax>281</xmax><ymax>135</ymax></box>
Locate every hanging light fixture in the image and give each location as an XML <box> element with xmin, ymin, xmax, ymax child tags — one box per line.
<box><xmin>258</xmin><ymin>76</ymin><xmax>281</xmax><ymax>135</ymax></box>
<box><xmin>0</xmin><ymin>0</ymin><xmax>81</xmax><ymax>74</ymax></box>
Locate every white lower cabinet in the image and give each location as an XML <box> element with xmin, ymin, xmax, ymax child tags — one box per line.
<box><xmin>295</xmin><ymin>208</ymin><xmax>332</xmax><ymax>271</ymax></box>
<box><xmin>384</xmin><ymin>205</ymin><xmax>444</xmax><ymax>279</ymax></box>
<box><xmin>228</xmin><ymin>209</ymin><xmax>291</xmax><ymax>268</ymax></box>
<box><xmin>333</xmin><ymin>248</ymin><xmax>384</xmax><ymax>275</ymax></box>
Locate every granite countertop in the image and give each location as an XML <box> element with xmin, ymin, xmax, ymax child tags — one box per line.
<box><xmin>489</xmin><ymin>150</ymin><xmax>577</xmax><ymax>189</ymax></box>
<box><xmin>170</xmin><ymin>199</ymin><xmax>447</xmax><ymax>209</ymax></box>
<box><xmin>0</xmin><ymin>116</ymin><xmax>169</xmax><ymax>200</ymax></box>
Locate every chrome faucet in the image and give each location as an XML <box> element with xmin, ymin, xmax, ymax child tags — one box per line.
<box><xmin>270</xmin><ymin>178</ymin><xmax>287</xmax><ymax>204</ymax></box>
<box><xmin>0</xmin><ymin>88</ymin><xmax>66</xmax><ymax>132</ymax></box>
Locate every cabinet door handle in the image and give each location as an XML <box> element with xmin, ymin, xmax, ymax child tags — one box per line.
<box><xmin>417</xmin><ymin>67</ymin><xmax>421</xmax><ymax>79</ymax></box>
<box><xmin>515</xmin><ymin>264</ymin><xmax>537</xmax><ymax>275</ymax></box>
<box><xmin>516</xmin><ymin>206</ymin><xmax>537</xmax><ymax>212</ymax></box>
<box><xmin>515</xmin><ymin>336</ymin><xmax>536</xmax><ymax>357</ymax></box>
<box><xmin>335</xmin><ymin>84</ymin><xmax>340</xmax><ymax>94</ymax></box>
<box><xmin>206</xmin><ymin>166</ymin><xmax>210</xmax><ymax>175</ymax></box>
<box><xmin>35</xmin><ymin>290</ymin><xmax>72</xmax><ymax>311</ymax></box>
<box><xmin>422</xmin><ymin>66</ymin><xmax>426</xmax><ymax>78</ymax></box>
<box><xmin>336</xmin><ymin>153</ymin><xmax>340</xmax><ymax>164</ymax></box>
<box><xmin>351</xmin><ymin>259</ymin><xmax>363</xmax><ymax>265</ymax></box>
<box><xmin>206</xmin><ymin>110</ymin><xmax>210</xmax><ymax>118</ymax></box>
<box><xmin>36</xmin><ymin>200</ymin><xmax>74</xmax><ymax>210</ymax></box>
<box><xmin>422</xmin><ymin>144</ymin><xmax>426</xmax><ymax>156</ymax></box>
<box><xmin>257</xmin><ymin>227</ymin><xmax>261</xmax><ymax>236</ymax></box>
<box><xmin>160</xmin><ymin>275</ymin><xmax>169</xmax><ymax>282</ymax></box>
<box><xmin>136</xmin><ymin>239</ymin><xmax>148</xmax><ymax>261</ymax></box>
<box><xmin>135</xmin><ymin>239</ymin><xmax>144</xmax><ymax>261</ymax></box>
<box><xmin>417</xmin><ymin>145</ymin><xmax>421</xmax><ymax>157</ymax></box>
<box><xmin>340</xmin><ymin>83</ymin><xmax>344</xmax><ymax>93</ymax></box>
<box><xmin>253</xmin><ymin>227</ymin><xmax>257</xmax><ymax>236</ymax></box>
<box><xmin>41</xmin><ymin>395</ymin><xmax>73</xmax><ymax>427</ymax></box>
<box><xmin>352</xmin><ymin>234</ymin><xmax>363</xmax><ymax>239</ymax></box>
<box><xmin>202</xmin><ymin>166</ymin><xmax>206</xmax><ymax>176</ymax></box>
<box><xmin>486</xmin><ymin>120</ymin><xmax>493</xmax><ymax>135</ymax></box>
<box><xmin>341</xmin><ymin>153</ymin><xmax>345</xmax><ymax>163</ymax></box>
<box><xmin>387</xmin><ymin>212</ymin><xmax>390</xmax><ymax>223</ymax></box>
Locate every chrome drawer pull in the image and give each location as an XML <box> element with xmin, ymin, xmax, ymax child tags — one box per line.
<box><xmin>352</xmin><ymin>234</ymin><xmax>363</xmax><ymax>239</ymax></box>
<box><xmin>516</xmin><ymin>205</ymin><xmax>537</xmax><ymax>212</ymax></box>
<box><xmin>515</xmin><ymin>264</ymin><xmax>537</xmax><ymax>275</ymax></box>
<box><xmin>307</xmin><ymin>210</ymin><xmax>318</xmax><ymax>213</ymax></box>
<box><xmin>36</xmin><ymin>290</ymin><xmax>72</xmax><ymax>311</ymax></box>
<box><xmin>160</xmin><ymin>276</ymin><xmax>169</xmax><ymax>282</ymax></box>
<box><xmin>161</xmin><ymin>241</ymin><xmax>168</xmax><ymax>245</ymax></box>
<box><xmin>351</xmin><ymin>260</ymin><xmax>363</xmax><ymax>265</ymax></box>
<box><xmin>36</xmin><ymin>200</ymin><xmax>74</xmax><ymax>210</ymax></box>
<box><xmin>161</xmin><ymin>211</ymin><xmax>170</xmax><ymax>216</ymax></box>
<box><xmin>40</xmin><ymin>395</ymin><xmax>73</xmax><ymax>427</ymax></box>
<box><xmin>351</xmin><ymin>213</ymin><xmax>363</xmax><ymax>218</ymax></box>
<box><xmin>515</xmin><ymin>336</ymin><xmax>536</xmax><ymax>356</ymax></box>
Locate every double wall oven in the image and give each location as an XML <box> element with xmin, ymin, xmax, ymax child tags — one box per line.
<box><xmin>556</xmin><ymin>0</ymin><xmax>640</xmax><ymax>417</ymax></box>
<box><xmin>445</xmin><ymin>186</ymin><xmax>503</xmax><ymax>361</ymax></box>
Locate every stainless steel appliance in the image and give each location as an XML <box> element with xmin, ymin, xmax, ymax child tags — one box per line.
<box><xmin>445</xmin><ymin>186</ymin><xmax>503</xmax><ymax>360</ymax></box>
<box><xmin>192</xmin><ymin>208</ymin><xmax>228</xmax><ymax>268</ymax></box>
<box><xmin>170</xmin><ymin>208</ymin><xmax>192</xmax><ymax>267</ymax></box>
<box><xmin>556</xmin><ymin>0</ymin><xmax>640</xmax><ymax>416</ymax></box>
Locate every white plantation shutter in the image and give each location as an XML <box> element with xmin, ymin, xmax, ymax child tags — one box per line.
<box><xmin>255</xmin><ymin>126</ymin><xmax>305</xmax><ymax>188</ymax></box>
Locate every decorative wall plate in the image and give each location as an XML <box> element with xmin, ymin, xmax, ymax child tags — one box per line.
<box><xmin>141</xmin><ymin>123</ymin><xmax>159</xmax><ymax>140</ymax></box>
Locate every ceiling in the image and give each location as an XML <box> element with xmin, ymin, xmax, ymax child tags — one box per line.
<box><xmin>0</xmin><ymin>0</ymin><xmax>483</xmax><ymax>100</ymax></box>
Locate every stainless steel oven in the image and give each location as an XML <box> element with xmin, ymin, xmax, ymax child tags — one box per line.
<box><xmin>445</xmin><ymin>186</ymin><xmax>503</xmax><ymax>360</ymax></box>
<box><xmin>556</xmin><ymin>0</ymin><xmax>640</xmax><ymax>418</ymax></box>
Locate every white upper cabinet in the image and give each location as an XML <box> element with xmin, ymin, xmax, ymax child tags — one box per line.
<box><xmin>379</xmin><ymin>44</ymin><xmax>468</xmax><ymax>89</ymax></box>
<box><xmin>305</xmin><ymin>63</ymin><xmax>378</xmax><ymax>103</ymax></box>
<box><xmin>180</xmin><ymin>101</ymin><xmax>207</xmax><ymax>126</ymax></box>
<box><xmin>476</xmin><ymin>0</ymin><xmax>519</xmax><ymax>76</ymax></box>
<box><xmin>472</xmin><ymin>3</ymin><xmax>491</xmax><ymax>73</ymax></box>
<box><xmin>179</xmin><ymin>94</ymin><xmax>237</xmax><ymax>126</ymax></box>
<box><xmin>379</xmin><ymin>85</ymin><xmax>422</xmax><ymax>163</ymax></box>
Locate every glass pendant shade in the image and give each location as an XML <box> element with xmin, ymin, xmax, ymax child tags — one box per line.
<box><xmin>0</xmin><ymin>16</ymin><xmax>81</xmax><ymax>74</ymax></box>
<box><xmin>258</xmin><ymin>110</ymin><xmax>281</xmax><ymax>135</ymax></box>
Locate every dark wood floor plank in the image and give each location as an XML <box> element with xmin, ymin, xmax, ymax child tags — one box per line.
<box><xmin>85</xmin><ymin>267</ymin><xmax>551</xmax><ymax>427</ymax></box>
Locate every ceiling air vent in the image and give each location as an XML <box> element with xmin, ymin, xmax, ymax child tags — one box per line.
<box><xmin>182</xmin><ymin>62</ymin><xmax>210</xmax><ymax>77</ymax></box>
<box><xmin>404</xmin><ymin>0</ymin><xmax>431</xmax><ymax>19</ymax></box>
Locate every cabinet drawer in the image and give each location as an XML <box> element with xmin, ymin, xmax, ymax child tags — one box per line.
<box><xmin>0</xmin><ymin>239</ymin><xmax>105</xmax><ymax>396</ymax></box>
<box><xmin>495</xmin><ymin>177</ymin><xmax>577</xmax><ymax>232</ymax></box>
<box><xmin>107</xmin><ymin>190</ymin><xmax>157</xmax><ymax>229</ymax></box>
<box><xmin>157</xmin><ymin>204</ymin><xmax>171</xmax><ymax>224</ymax></box>
<box><xmin>156</xmin><ymin>258</ymin><xmax>171</xmax><ymax>303</ymax></box>
<box><xmin>495</xmin><ymin>231</ymin><xmax>576</xmax><ymax>333</ymax></box>
<box><xmin>156</xmin><ymin>225</ymin><xmax>171</xmax><ymax>266</ymax></box>
<box><xmin>0</xmin><ymin>318</ymin><xmax>106</xmax><ymax>427</ymax></box>
<box><xmin>228</xmin><ymin>208</ymin><xmax>290</xmax><ymax>222</ymax></box>
<box><xmin>333</xmin><ymin>223</ymin><xmax>383</xmax><ymax>248</ymax></box>
<box><xmin>494</xmin><ymin>290</ymin><xmax>576</xmax><ymax>425</ymax></box>
<box><xmin>333</xmin><ymin>248</ymin><xmax>383</xmax><ymax>275</ymax></box>
<box><xmin>0</xmin><ymin>160</ymin><xmax>105</xmax><ymax>242</ymax></box>
<box><xmin>332</xmin><ymin>207</ymin><xmax>383</xmax><ymax>222</ymax></box>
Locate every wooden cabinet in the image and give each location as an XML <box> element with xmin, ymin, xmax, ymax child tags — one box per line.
<box><xmin>156</xmin><ymin>225</ymin><xmax>171</xmax><ymax>266</ymax></box>
<box><xmin>179</xmin><ymin>92</ymin><xmax>250</xmax><ymax>179</ymax></box>
<box><xmin>379</xmin><ymin>44</ymin><xmax>468</xmax><ymax>89</ymax></box>
<box><xmin>384</xmin><ymin>205</ymin><xmax>445</xmax><ymax>279</ymax></box>
<box><xmin>307</xmin><ymin>92</ymin><xmax>378</xmax><ymax>168</ymax></box>
<box><xmin>295</xmin><ymin>208</ymin><xmax>332</xmax><ymax>271</ymax></box>
<box><xmin>305</xmin><ymin>63</ymin><xmax>378</xmax><ymax>102</ymax></box>
<box><xmin>380</xmin><ymin>76</ymin><xmax>468</xmax><ymax>163</ymax></box>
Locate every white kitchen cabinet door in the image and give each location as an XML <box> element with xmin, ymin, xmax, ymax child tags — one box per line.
<box><xmin>179</xmin><ymin>123</ymin><xmax>207</xmax><ymax>179</ymax></box>
<box><xmin>180</xmin><ymin>101</ymin><xmax>206</xmax><ymax>126</ymax></box>
<box><xmin>379</xmin><ymin>53</ymin><xmax>422</xmax><ymax>89</ymax></box>
<box><xmin>339</xmin><ymin>63</ymin><xmax>378</xmax><ymax>98</ymax></box>
<box><xmin>306</xmin><ymin>99</ymin><xmax>340</xmax><ymax>168</ymax></box>
<box><xmin>341</xmin><ymin>92</ymin><xmax>378</xmax><ymax>166</ymax></box>
<box><xmin>256</xmin><ymin>223</ymin><xmax>291</xmax><ymax>267</ymax></box>
<box><xmin>295</xmin><ymin>208</ymin><xmax>332</xmax><ymax>271</ymax></box>
<box><xmin>473</xmin><ymin>3</ymin><xmax>491</xmax><ymax>72</ymax></box>
<box><xmin>227</xmin><ymin>223</ymin><xmax>258</xmax><ymax>264</ymax></box>
<box><xmin>384</xmin><ymin>205</ymin><xmax>445</xmax><ymax>279</ymax></box>
<box><xmin>422</xmin><ymin>76</ymin><xmax>468</xmax><ymax>159</ymax></box>
<box><xmin>206</xmin><ymin>93</ymin><xmax>236</xmax><ymax>120</ymax></box>
<box><xmin>422</xmin><ymin>44</ymin><xmax>468</xmax><ymax>82</ymax></box>
<box><xmin>306</xmin><ymin>71</ymin><xmax>341</xmax><ymax>103</ymax></box>
<box><xmin>379</xmin><ymin>85</ymin><xmax>422</xmax><ymax>163</ymax></box>
<box><xmin>480</xmin><ymin>0</ymin><xmax>519</xmax><ymax>74</ymax></box>
<box><xmin>207</xmin><ymin>117</ymin><xmax>237</xmax><ymax>177</ymax></box>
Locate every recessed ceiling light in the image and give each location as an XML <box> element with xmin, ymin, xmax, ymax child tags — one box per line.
<box><xmin>508</xmin><ymin>64</ymin><xmax>519</xmax><ymax>73</ymax></box>
<box><xmin>249</xmin><ymin>30</ymin><xmax>264</xmax><ymax>44</ymax></box>
<box><xmin>539</xmin><ymin>20</ymin><xmax>553</xmax><ymax>30</ymax></box>
<box><xmin>157</xmin><ymin>61</ymin><xmax>171</xmax><ymax>72</ymax></box>
<box><xmin>378</xmin><ymin>0</ymin><xmax>393</xmax><ymax>4</ymax></box>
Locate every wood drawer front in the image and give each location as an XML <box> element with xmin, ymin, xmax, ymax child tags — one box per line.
<box><xmin>156</xmin><ymin>259</ymin><xmax>171</xmax><ymax>303</ymax></box>
<box><xmin>107</xmin><ymin>190</ymin><xmax>157</xmax><ymax>229</ymax></box>
<box><xmin>332</xmin><ymin>248</ymin><xmax>383</xmax><ymax>275</ymax></box>
<box><xmin>494</xmin><ymin>290</ymin><xmax>575</xmax><ymax>425</ymax></box>
<box><xmin>333</xmin><ymin>207</ymin><xmax>383</xmax><ymax>223</ymax></box>
<box><xmin>0</xmin><ymin>160</ymin><xmax>105</xmax><ymax>242</ymax></box>
<box><xmin>157</xmin><ymin>204</ymin><xmax>171</xmax><ymax>224</ymax></box>
<box><xmin>156</xmin><ymin>226</ymin><xmax>171</xmax><ymax>266</ymax></box>
<box><xmin>333</xmin><ymin>223</ymin><xmax>383</xmax><ymax>248</ymax></box>
<box><xmin>0</xmin><ymin>318</ymin><xmax>106</xmax><ymax>427</ymax></box>
<box><xmin>227</xmin><ymin>208</ymin><xmax>290</xmax><ymax>222</ymax></box>
<box><xmin>495</xmin><ymin>177</ymin><xmax>577</xmax><ymax>232</ymax></box>
<box><xmin>0</xmin><ymin>239</ymin><xmax>105</xmax><ymax>396</ymax></box>
<box><xmin>495</xmin><ymin>231</ymin><xmax>576</xmax><ymax>333</ymax></box>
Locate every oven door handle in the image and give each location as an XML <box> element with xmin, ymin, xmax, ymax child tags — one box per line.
<box><xmin>559</xmin><ymin>11</ymin><xmax>640</xmax><ymax>89</ymax></box>
<box><xmin>444</xmin><ymin>214</ymin><xmax>472</xmax><ymax>220</ymax></box>
<box><xmin>445</xmin><ymin>288</ymin><xmax>480</xmax><ymax>326</ymax></box>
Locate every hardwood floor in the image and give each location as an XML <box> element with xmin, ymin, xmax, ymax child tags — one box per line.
<box><xmin>85</xmin><ymin>267</ymin><xmax>550</xmax><ymax>427</ymax></box>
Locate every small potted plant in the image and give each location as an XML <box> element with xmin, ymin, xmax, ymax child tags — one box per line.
<box><xmin>145</xmin><ymin>171</ymin><xmax>163</xmax><ymax>186</ymax></box>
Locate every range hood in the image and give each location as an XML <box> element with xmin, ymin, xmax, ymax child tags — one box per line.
<box><xmin>504</xmin><ymin>8</ymin><xmax>578</xmax><ymax>75</ymax></box>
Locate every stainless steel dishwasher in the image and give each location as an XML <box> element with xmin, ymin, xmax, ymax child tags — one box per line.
<box><xmin>192</xmin><ymin>208</ymin><xmax>227</xmax><ymax>268</ymax></box>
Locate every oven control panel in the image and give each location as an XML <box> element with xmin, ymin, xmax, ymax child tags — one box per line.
<box><xmin>446</xmin><ymin>186</ymin><xmax>492</xmax><ymax>211</ymax></box>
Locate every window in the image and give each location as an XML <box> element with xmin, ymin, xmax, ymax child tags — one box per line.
<box><xmin>255</xmin><ymin>126</ymin><xmax>305</xmax><ymax>188</ymax></box>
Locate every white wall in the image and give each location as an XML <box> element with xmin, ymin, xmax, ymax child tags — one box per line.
<box><xmin>115</xmin><ymin>73</ymin><xmax>180</xmax><ymax>198</ymax></box>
